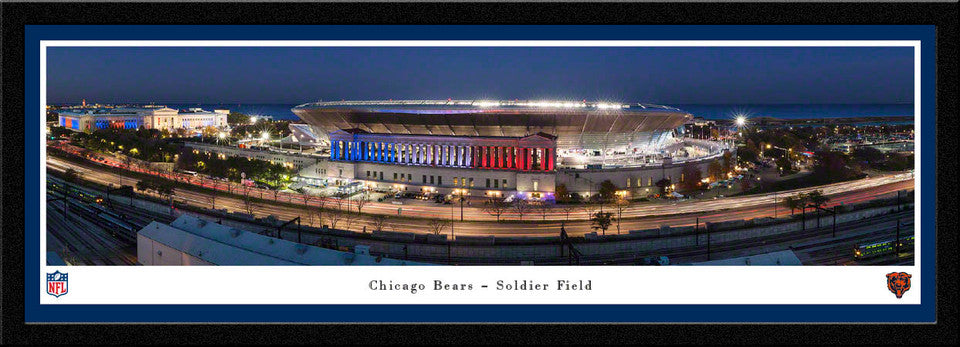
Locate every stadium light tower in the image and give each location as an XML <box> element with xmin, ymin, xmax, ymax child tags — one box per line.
<box><xmin>735</xmin><ymin>115</ymin><xmax>747</xmax><ymax>127</ymax></box>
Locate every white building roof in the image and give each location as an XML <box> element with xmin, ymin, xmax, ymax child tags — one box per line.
<box><xmin>138</xmin><ymin>215</ymin><xmax>430</xmax><ymax>266</ymax></box>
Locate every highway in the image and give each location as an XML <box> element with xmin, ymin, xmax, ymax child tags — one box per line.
<box><xmin>47</xmin><ymin>152</ymin><xmax>914</xmax><ymax>237</ymax></box>
<box><xmin>49</xmin><ymin>141</ymin><xmax>914</xmax><ymax>222</ymax></box>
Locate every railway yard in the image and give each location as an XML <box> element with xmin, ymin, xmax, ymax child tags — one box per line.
<box><xmin>45</xmin><ymin>175</ymin><xmax>915</xmax><ymax>266</ymax></box>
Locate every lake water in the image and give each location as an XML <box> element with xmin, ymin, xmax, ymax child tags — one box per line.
<box><xmin>65</xmin><ymin>102</ymin><xmax>916</xmax><ymax>123</ymax></box>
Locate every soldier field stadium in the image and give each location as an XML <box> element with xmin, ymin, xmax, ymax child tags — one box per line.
<box><xmin>276</xmin><ymin>99</ymin><xmax>734</xmax><ymax>201</ymax></box>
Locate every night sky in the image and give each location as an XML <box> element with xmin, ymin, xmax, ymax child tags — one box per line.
<box><xmin>46</xmin><ymin>46</ymin><xmax>914</xmax><ymax>105</ymax></box>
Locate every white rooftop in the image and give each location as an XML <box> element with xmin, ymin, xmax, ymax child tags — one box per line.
<box><xmin>691</xmin><ymin>250</ymin><xmax>803</xmax><ymax>266</ymax></box>
<box><xmin>138</xmin><ymin>214</ymin><xmax>429</xmax><ymax>266</ymax></box>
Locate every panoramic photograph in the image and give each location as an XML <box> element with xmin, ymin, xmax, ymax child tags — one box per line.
<box><xmin>44</xmin><ymin>45</ymin><xmax>915</xmax><ymax>266</ymax></box>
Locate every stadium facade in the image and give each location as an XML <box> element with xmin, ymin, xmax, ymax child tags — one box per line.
<box><xmin>287</xmin><ymin>100</ymin><xmax>732</xmax><ymax>200</ymax></box>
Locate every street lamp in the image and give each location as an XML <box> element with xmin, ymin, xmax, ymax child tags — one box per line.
<box><xmin>454</xmin><ymin>189</ymin><xmax>466</xmax><ymax>221</ymax></box>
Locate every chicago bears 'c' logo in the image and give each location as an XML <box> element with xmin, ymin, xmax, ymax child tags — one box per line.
<box><xmin>886</xmin><ymin>272</ymin><xmax>911</xmax><ymax>299</ymax></box>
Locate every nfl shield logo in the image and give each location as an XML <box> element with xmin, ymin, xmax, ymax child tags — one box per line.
<box><xmin>46</xmin><ymin>271</ymin><xmax>68</xmax><ymax>297</ymax></box>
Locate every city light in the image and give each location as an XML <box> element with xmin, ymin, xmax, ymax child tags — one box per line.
<box><xmin>735</xmin><ymin>115</ymin><xmax>747</xmax><ymax>127</ymax></box>
<box><xmin>218</xmin><ymin>132</ymin><xmax>226</xmax><ymax>140</ymax></box>
<box><xmin>473</xmin><ymin>100</ymin><xmax>500</xmax><ymax>107</ymax></box>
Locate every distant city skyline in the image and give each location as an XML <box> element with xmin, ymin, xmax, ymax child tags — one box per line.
<box><xmin>47</xmin><ymin>46</ymin><xmax>914</xmax><ymax>105</ymax></box>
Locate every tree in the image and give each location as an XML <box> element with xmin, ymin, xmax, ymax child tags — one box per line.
<box><xmin>534</xmin><ymin>201</ymin><xmax>551</xmax><ymax>221</ymax></box>
<box><xmin>775</xmin><ymin>156</ymin><xmax>793</xmax><ymax>174</ymax></box>
<box><xmin>370</xmin><ymin>215</ymin><xmax>389</xmax><ymax>233</ymax></box>
<box><xmin>568</xmin><ymin>192</ymin><xmax>583</xmax><ymax>204</ymax></box>
<box><xmin>722</xmin><ymin>151</ymin><xmax>734</xmax><ymax>174</ymax></box>
<box><xmin>427</xmin><ymin>219</ymin><xmax>450</xmax><ymax>235</ymax></box>
<box><xmin>707</xmin><ymin>160</ymin><xmax>724</xmax><ymax>181</ymax></box>
<box><xmin>738</xmin><ymin>145</ymin><xmax>759</xmax><ymax>164</ymax></box>
<box><xmin>680</xmin><ymin>164</ymin><xmax>703</xmax><ymax>192</ymax></box>
<box><xmin>597</xmin><ymin>180</ymin><xmax>618</xmax><ymax>202</ymax></box>
<box><xmin>137</xmin><ymin>178</ymin><xmax>174</xmax><ymax>202</ymax></box>
<box><xmin>655</xmin><ymin>178</ymin><xmax>672</xmax><ymax>196</ymax></box>
<box><xmin>313</xmin><ymin>191</ymin><xmax>330</xmax><ymax>228</ymax></box>
<box><xmin>242</xmin><ymin>190</ymin><xmax>256</xmax><ymax>215</ymax></box>
<box><xmin>613</xmin><ymin>197</ymin><xmax>630</xmax><ymax>234</ymax></box>
<box><xmin>851</xmin><ymin>147</ymin><xmax>885</xmax><ymax>165</ymax></box>
<box><xmin>512</xmin><ymin>199</ymin><xmax>530</xmax><ymax>221</ymax></box>
<box><xmin>740</xmin><ymin>175</ymin><xmax>754</xmax><ymax>191</ymax></box>
<box><xmin>208</xmin><ymin>188</ymin><xmax>217</xmax><ymax>210</ymax></box>
<box><xmin>326</xmin><ymin>193</ymin><xmax>349</xmax><ymax>229</ymax></box>
<box><xmin>590</xmin><ymin>211</ymin><xmax>614</xmax><ymax>235</ymax></box>
<box><xmin>325</xmin><ymin>208</ymin><xmax>344</xmax><ymax>229</ymax></box>
<box><xmin>806</xmin><ymin>189</ymin><xmax>830</xmax><ymax>209</ymax></box>
<box><xmin>227</xmin><ymin>112</ymin><xmax>250</xmax><ymax>126</ymax></box>
<box><xmin>783</xmin><ymin>195</ymin><xmax>799</xmax><ymax>215</ymax></box>
<box><xmin>355</xmin><ymin>190</ymin><xmax>371</xmax><ymax>215</ymax></box>
<box><xmin>812</xmin><ymin>151</ymin><xmax>860</xmax><ymax>183</ymax></box>
<box><xmin>555</xmin><ymin>183</ymin><xmax>570</xmax><ymax>203</ymax></box>
<box><xmin>560</xmin><ymin>205</ymin><xmax>578</xmax><ymax>221</ymax></box>
<box><xmin>482</xmin><ymin>198</ymin><xmax>511</xmax><ymax>222</ymax></box>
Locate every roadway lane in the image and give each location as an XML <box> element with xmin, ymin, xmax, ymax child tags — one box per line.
<box><xmin>47</xmin><ymin>154</ymin><xmax>914</xmax><ymax>237</ymax></box>
<box><xmin>48</xmin><ymin>141</ymin><xmax>914</xmax><ymax>223</ymax></box>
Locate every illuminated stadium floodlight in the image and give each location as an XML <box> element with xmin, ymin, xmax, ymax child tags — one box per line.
<box><xmin>473</xmin><ymin>100</ymin><xmax>501</xmax><ymax>107</ymax></box>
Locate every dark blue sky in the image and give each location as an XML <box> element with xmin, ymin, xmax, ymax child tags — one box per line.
<box><xmin>46</xmin><ymin>46</ymin><xmax>914</xmax><ymax>105</ymax></box>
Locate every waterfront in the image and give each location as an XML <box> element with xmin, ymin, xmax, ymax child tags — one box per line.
<box><xmin>49</xmin><ymin>102</ymin><xmax>915</xmax><ymax>123</ymax></box>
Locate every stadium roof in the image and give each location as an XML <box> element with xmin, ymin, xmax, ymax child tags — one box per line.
<box><xmin>292</xmin><ymin>99</ymin><xmax>692</xmax><ymax>151</ymax></box>
<box><xmin>294</xmin><ymin>99</ymin><xmax>685</xmax><ymax>113</ymax></box>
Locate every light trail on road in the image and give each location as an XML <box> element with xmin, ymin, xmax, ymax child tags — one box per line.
<box><xmin>47</xmin><ymin>154</ymin><xmax>914</xmax><ymax>237</ymax></box>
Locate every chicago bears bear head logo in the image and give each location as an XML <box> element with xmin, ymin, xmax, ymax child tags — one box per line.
<box><xmin>886</xmin><ymin>272</ymin><xmax>911</xmax><ymax>299</ymax></box>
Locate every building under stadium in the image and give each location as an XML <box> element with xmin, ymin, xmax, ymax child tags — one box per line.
<box><xmin>283</xmin><ymin>100</ymin><xmax>733</xmax><ymax>200</ymax></box>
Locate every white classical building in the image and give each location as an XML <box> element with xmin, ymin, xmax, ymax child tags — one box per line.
<box><xmin>57</xmin><ymin>107</ymin><xmax>228</xmax><ymax>132</ymax></box>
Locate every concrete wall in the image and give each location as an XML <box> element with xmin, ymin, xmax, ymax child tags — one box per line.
<box><xmin>137</xmin><ymin>234</ymin><xmax>213</xmax><ymax>265</ymax></box>
<box><xmin>271</xmin><ymin>204</ymin><xmax>908</xmax><ymax>264</ymax></box>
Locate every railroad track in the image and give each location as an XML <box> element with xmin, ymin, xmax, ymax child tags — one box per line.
<box><xmin>46</xmin><ymin>193</ymin><xmax>137</xmax><ymax>265</ymax></box>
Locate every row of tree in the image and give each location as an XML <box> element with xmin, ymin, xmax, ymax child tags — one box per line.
<box><xmin>782</xmin><ymin>189</ymin><xmax>831</xmax><ymax>215</ymax></box>
<box><xmin>176</xmin><ymin>147</ymin><xmax>294</xmax><ymax>188</ymax></box>
<box><xmin>71</xmin><ymin>128</ymin><xmax>182</xmax><ymax>163</ymax></box>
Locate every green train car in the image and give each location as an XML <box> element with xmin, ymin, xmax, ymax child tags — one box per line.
<box><xmin>854</xmin><ymin>235</ymin><xmax>915</xmax><ymax>259</ymax></box>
